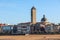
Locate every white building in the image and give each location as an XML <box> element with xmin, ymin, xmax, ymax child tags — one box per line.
<box><xmin>45</xmin><ymin>24</ymin><xmax>54</xmax><ymax>33</ymax></box>
<box><xmin>16</xmin><ymin>22</ymin><xmax>31</xmax><ymax>34</ymax></box>
<box><xmin>2</xmin><ymin>25</ymin><xmax>13</xmax><ymax>34</ymax></box>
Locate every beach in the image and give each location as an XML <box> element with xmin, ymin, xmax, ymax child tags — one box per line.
<box><xmin>0</xmin><ymin>35</ymin><xmax>60</xmax><ymax>40</ymax></box>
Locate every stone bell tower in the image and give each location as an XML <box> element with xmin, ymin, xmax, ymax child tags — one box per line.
<box><xmin>31</xmin><ymin>6</ymin><xmax>36</xmax><ymax>24</ymax></box>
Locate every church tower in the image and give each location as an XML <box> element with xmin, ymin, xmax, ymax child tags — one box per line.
<box><xmin>31</xmin><ymin>6</ymin><xmax>36</xmax><ymax>24</ymax></box>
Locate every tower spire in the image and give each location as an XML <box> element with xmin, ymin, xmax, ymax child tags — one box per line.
<box><xmin>31</xmin><ymin>6</ymin><xmax>36</xmax><ymax>10</ymax></box>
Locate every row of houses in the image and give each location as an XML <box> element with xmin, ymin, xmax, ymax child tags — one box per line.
<box><xmin>0</xmin><ymin>23</ymin><xmax>30</xmax><ymax>35</ymax></box>
<box><xmin>45</xmin><ymin>24</ymin><xmax>60</xmax><ymax>33</ymax></box>
<box><xmin>0</xmin><ymin>23</ymin><xmax>60</xmax><ymax>35</ymax></box>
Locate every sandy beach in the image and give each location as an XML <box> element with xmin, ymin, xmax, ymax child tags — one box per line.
<box><xmin>0</xmin><ymin>35</ymin><xmax>60</xmax><ymax>40</ymax></box>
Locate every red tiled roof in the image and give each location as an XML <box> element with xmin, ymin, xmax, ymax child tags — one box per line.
<box><xmin>0</xmin><ymin>24</ymin><xmax>5</xmax><ymax>26</ymax></box>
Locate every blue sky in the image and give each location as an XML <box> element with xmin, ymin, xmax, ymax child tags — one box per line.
<box><xmin>0</xmin><ymin>0</ymin><xmax>60</xmax><ymax>24</ymax></box>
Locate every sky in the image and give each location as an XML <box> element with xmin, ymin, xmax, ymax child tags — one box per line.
<box><xmin>0</xmin><ymin>0</ymin><xmax>60</xmax><ymax>24</ymax></box>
